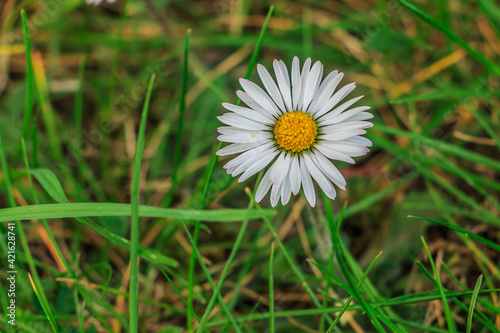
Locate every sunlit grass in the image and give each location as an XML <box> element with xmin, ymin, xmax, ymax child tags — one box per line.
<box><xmin>0</xmin><ymin>1</ymin><xmax>499</xmax><ymax>332</ymax></box>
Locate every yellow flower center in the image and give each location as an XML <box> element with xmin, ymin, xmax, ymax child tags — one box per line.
<box><xmin>273</xmin><ymin>111</ymin><xmax>318</xmax><ymax>153</ymax></box>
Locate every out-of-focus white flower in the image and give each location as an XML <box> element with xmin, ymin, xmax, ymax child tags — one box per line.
<box><xmin>86</xmin><ymin>0</ymin><xmax>117</xmax><ymax>6</ymax></box>
<box><xmin>217</xmin><ymin>57</ymin><xmax>373</xmax><ymax>207</ymax></box>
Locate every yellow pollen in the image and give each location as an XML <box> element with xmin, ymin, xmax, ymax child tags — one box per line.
<box><xmin>274</xmin><ymin>111</ymin><xmax>318</xmax><ymax>153</ymax></box>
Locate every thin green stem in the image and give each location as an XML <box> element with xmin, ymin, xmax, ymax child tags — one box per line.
<box><xmin>166</xmin><ymin>29</ymin><xmax>191</xmax><ymax>207</ymax></box>
<box><xmin>269</xmin><ymin>242</ymin><xmax>275</xmax><ymax>333</ymax></box>
<box><xmin>129</xmin><ymin>74</ymin><xmax>156</xmax><ymax>332</ymax></box>
<box><xmin>186</xmin><ymin>6</ymin><xmax>274</xmax><ymax>329</ymax></box>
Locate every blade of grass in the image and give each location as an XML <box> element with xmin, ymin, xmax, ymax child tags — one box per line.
<box><xmin>425</xmin><ymin>178</ymin><xmax>500</xmax><ymax>295</ymax></box>
<box><xmin>187</xmin><ymin>6</ymin><xmax>274</xmax><ymax>329</ymax></box>
<box><xmin>0</xmin><ymin>203</ymin><xmax>275</xmax><ymax>223</ymax></box>
<box><xmin>165</xmin><ymin>29</ymin><xmax>190</xmax><ymax>207</ymax></box>
<box><xmin>395</xmin><ymin>0</ymin><xmax>500</xmax><ymax>75</ymax></box>
<box><xmin>101</xmin><ymin>0</ymin><xmax>130</xmax><ymax>181</ymax></box>
<box><xmin>20</xmin><ymin>10</ymin><xmax>34</xmax><ymax>142</ymax></box>
<box><xmin>0</xmin><ymin>132</ymin><xmax>59</xmax><ymax>331</ymax></box>
<box><xmin>0</xmin><ymin>283</ymin><xmax>14</xmax><ymax>333</ymax></box>
<box><xmin>326</xmin><ymin>250</ymin><xmax>384</xmax><ymax>333</ymax></box>
<box><xmin>467</xmin><ymin>275</ymin><xmax>483</xmax><ymax>333</ymax></box>
<box><xmin>420</xmin><ymin>237</ymin><xmax>456</xmax><ymax>332</ymax></box>
<box><xmin>269</xmin><ymin>242</ymin><xmax>275</xmax><ymax>333</ymax></box>
<box><xmin>319</xmin><ymin>197</ymin><xmax>336</xmax><ymax>333</ymax></box>
<box><xmin>205</xmin><ymin>288</ymin><xmax>500</xmax><ymax>327</ymax></box>
<box><xmin>409</xmin><ymin>215</ymin><xmax>500</xmax><ymax>252</ymax></box>
<box><xmin>389</xmin><ymin>318</ymin><xmax>452</xmax><ymax>333</ymax></box>
<box><xmin>341</xmin><ymin>171</ymin><xmax>419</xmax><ymax>219</ymax></box>
<box><xmin>27</xmin><ymin>273</ymin><xmax>58</xmax><ymax>332</ymax></box>
<box><xmin>74</xmin><ymin>55</ymin><xmax>86</xmax><ymax>146</ymax></box>
<box><xmin>22</xmin><ymin>140</ymin><xmax>73</xmax><ymax>276</ymax></box>
<box><xmin>444</xmin><ymin>260</ymin><xmax>499</xmax><ymax>328</ymax></box>
<box><xmin>158</xmin><ymin>266</ymin><xmax>209</xmax><ymax>333</ymax></box>
<box><xmin>372</xmin><ymin>134</ymin><xmax>500</xmax><ymax>225</ymax></box>
<box><xmin>372</xmin><ymin>124</ymin><xmax>500</xmax><ymax>172</ymax></box>
<box><xmin>129</xmin><ymin>73</ymin><xmax>156</xmax><ymax>332</ymax></box>
<box><xmin>477</xmin><ymin>0</ymin><xmax>500</xmax><ymax>37</ymax></box>
<box><xmin>31</xmin><ymin>168</ymin><xmax>70</xmax><ymax>203</ymax></box>
<box><xmin>325</xmin><ymin>193</ymin><xmax>411</xmax><ymax>332</ymax></box>
<box><xmin>460</xmin><ymin>102</ymin><xmax>500</xmax><ymax>151</ymax></box>
<box><xmin>331</xmin><ymin>218</ymin><xmax>387</xmax><ymax>332</ymax></box>
<box><xmin>195</xmin><ymin>185</ymin><xmax>257</xmax><ymax>333</ymax></box>
<box><xmin>432</xmin><ymin>151</ymin><xmax>500</xmax><ymax>209</ymax></box>
<box><xmin>332</xmin><ymin>203</ymin><xmax>404</xmax><ymax>332</ymax></box>
<box><xmin>182</xmin><ymin>222</ymin><xmax>242</xmax><ymax>332</ymax></box>
<box><xmin>252</xmin><ymin>201</ymin><xmax>334</xmax><ymax>325</ymax></box>
<box><xmin>416</xmin><ymin>261</ymin><xmax>500</xmax><ymax>333</ymax></box>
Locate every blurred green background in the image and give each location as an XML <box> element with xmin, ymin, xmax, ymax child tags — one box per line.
<box><xmin>1</xmin><ymin>0</ymin><xmax>500</xmax><ymax>332</ymax></box>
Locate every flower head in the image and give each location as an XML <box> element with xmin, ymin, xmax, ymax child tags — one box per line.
<box><xmin>217</xmin><ymin>57</ymin><xmax>373</xmax><ymax>207</ymax></box>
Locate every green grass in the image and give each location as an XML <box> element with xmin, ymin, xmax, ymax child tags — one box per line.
<box><xmin>1</xmin><ymin>1</ymin><xmax>499</xmax><ymax>332</ymax></box>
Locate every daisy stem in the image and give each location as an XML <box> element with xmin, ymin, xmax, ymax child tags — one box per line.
<box><xmin>186</xmin><ymin>5</ymin><xmax>274</xmax><ymax>329</ymax></box>
<box><xmin>182</xmin><ymin>222</ymin><xmax>242</xmax><ymax>332</ymax></box>
<box><xmin>250</xmin><ymin>195</ymin><xmax>334</xmax><ymax>326</ymax></box>
<box><xmin>195</xmin><ymin>187</ymin><xmax>256</xmax><ymax>333</ymax></box>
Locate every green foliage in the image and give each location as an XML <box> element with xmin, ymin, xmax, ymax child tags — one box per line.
<box><xmin>0</xmin><ymin>1</ymin><xmax>499</xmax><ymax>332</ymax></box>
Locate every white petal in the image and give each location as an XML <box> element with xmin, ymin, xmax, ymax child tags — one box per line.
<box><xmin>223</xmin><ymin>143</ymin><xmax>273</xmax><ymax>171</ymax></box>
<box><xmin>255</xmin><ymin>169</ymin><xmax>273</xmax><ymax>203</ymax></box>
<box><xmin>315</xmin><ymin>144</ymin><xmax>355</xmax><ymax>164</ymax></box>
<box><xmin>217</xmin><ymin>114</ymin><xmax>270</xmax><ymax>131</ymax></box>
<box><xmin>270</xmin><ymin>153</ymin><xmax>290</xmax><ymax>186</ymax></box>
<box><xmin>313</xmin><ymin>83</ymin><xmax>356</xmax><ymax>118</ymax></box>
<box><xmin>257</xmin><ymin>64</ymin><xmax>286</xmax><ymax>112</ymax></box>
<box><xmin>319</xmin><ymin>105</ymin><xmax>370</xmax><ymax>126</ymax></box>
<box><xmin>304</xmin><ymin>154</ymin><xmax>336</xmax><ymax>199</ymax></box>
<box><xmin>216</xmin><ymin>142</ymin><xmax>263</xmax><ymax>156</ymax></box>
<box><xmin>291</xmin><ymin>57</ymin><xmax>301</xmax><ymax>110</ymax></box>
<box><xmin>280</xmin><ymin>175</ymin><xmax>292</xmax><ymax>205</ymax></box>
<box><xmin>344</xmin><ymin>136</ymin><xmax>373</xmax><ymax>147</ymax></box>
<box><xmin>273</xmin><ymin>60</ymin><xmax>293</xmax><ymax>112</ymax></box>
<box><xmin>289</xmin><ymin>155</ymin><xmax>301</xmax><ymax>195</ymax></box>
<box><xmin>320</xmin><ymin>141</ymin><xmax>369</xmax><ymax>157</ymax></box>
<box><xmin>318</xmin><ymin>95</ymin><xmax>364</xmax><ymax>122</ymax></box>
<box><xmin>231</xmin><ymin>153</ymin><xmax>264</xmax><ymax>177</ymax></box>
<box><xmin>239</xmin><ymin>149</ymin><xmax>279</xmax><ymax>182</ymax></box>
<box><xmin>297</xmin><ymin>58</ymin><xmax>312</xmax><ymax>111</ymax></box>
<box><xmin>345</xmin><ymin>112</ymin><xmax>374</xmax><ymax>122</ymax></box>
<box><xmin>217</xmin><ymin>126</ymin><xmax>248</xmax><ymax>135</ymax></box>
<box><xmin>312</xmin><ymin>150</ymin><xmax>346</xmax><ymax>189</ymax></box>
<box><xmin>269</xmin><ymin>152</ymin><xmax>285</xmax><ymax>184</ymax></box>
<box><xmin>240</xmin><ymin>79</ymin><xmax>281</xmax><ymax>117</ymax></box>
<box><xmin>230</xmin><ymin>149</ymin><xmax>269</xmax><ymax>177</ymax></box>
<box><xmin>299</xmin><ymin>156</ymin><xmax>316</xmax><ymax>207</ymax></box>
<box><xmin>320</xmin><ymin>129</ymin><xmax>366</xmax><ymax>141</ymax></box>
<box><xmin>307</xmin><ymin>72</ymin><xmax>343</xmax><ymax>114</ymax></box>
<box><xmin>320</xmin><ymin>121</ymin><xmax>373</xmax><ymax>134</ymax></box>
<box><xmin>222</xmin><ymin>103</ymin><xmax>274</xmax><ymax>124</ymax></box>
<box><xmin>217</xmin><ymin>130</ymin><xmax>271</xmax><ymax>144</ymax></box>
<box><xmin>270</xmin><ymin>182</ymin><xmax>282</xmax><ymax>207</ymax></box>
<box><xmin>302</xmin><ymin>61</ymin><xmax>323</xmax><ymax>112</ymax></box>
<box><xmin>236</xmin><ymin>90</ymin><xmax>277</xmax><ymax>119</ymax></box>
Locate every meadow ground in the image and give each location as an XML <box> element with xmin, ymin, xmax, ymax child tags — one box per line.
<box><xmin>0</xmin><ymin>0</ymin><xmax>500</xmax><ymax>332</ymax></box>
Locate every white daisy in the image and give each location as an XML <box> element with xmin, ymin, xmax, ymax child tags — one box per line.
<box><xmin>216</xmin><ymin>57</ymin><xmax>373</xmax><ymax>207</ymax></box>
<box><xmin>86</xmin><ymin>0</ymin><xmax>116</xmax><ymax>6</ymax></box>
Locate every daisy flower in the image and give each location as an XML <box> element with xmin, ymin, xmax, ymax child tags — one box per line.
<box><xmin>216</xmin><ymin>57</ymin><xmax>373</xmax><ymax>207</ymax></box>
<box><xmin>86</xmin><ymin>0</ymin><xmax>116</xmax><ymax>6</ymax></box>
